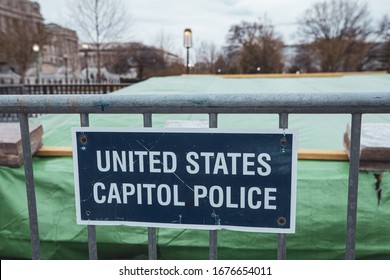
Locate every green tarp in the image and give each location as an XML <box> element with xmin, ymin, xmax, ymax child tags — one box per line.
<box><xmin>1</xmin><ymin>74</ymin><xmax>390</xmax><ymax>259</ymax></box>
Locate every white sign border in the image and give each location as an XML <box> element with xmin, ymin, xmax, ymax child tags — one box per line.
<box><xmin>71</xmin><ymin>127</ymin><xmax>298</xmax><ymax>234</ymax></box>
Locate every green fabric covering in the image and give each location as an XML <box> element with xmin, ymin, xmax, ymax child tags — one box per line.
<box><xmin>1</xmin><ymin>158</ymin><xmax>389</xmax><ymax>259</ymax></box>
<box><xmin>1</xmin><ymin>74</ymin><xmax>390</xmax><ymax>259</ymax></box>
<box><xmin>114</xmin><ymin>74</ymin><xmax>390</xmax><ymax>95</ymax></box>
<box><xmin>31</xmin><ymin>112</ymin><xmax>390</xmax><ymax>150</ymax></box>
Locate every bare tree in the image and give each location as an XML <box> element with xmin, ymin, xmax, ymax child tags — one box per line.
<box><xmin>225</xmin><ymin>17</ymin><xmax>284</xmax><ymax>73</ymax></box>
<box><xmin>155</xmin><ymin>29</ymin><xmax>174</xmax><ymax>54</ymax></box>
<box><xmin>377</xmin><ymin>15</ymin><xmax>390</xmax><ymax>72</ymax></box>
<box><xmin>67</xmin><ymin>0</ymin><xmax>131</xmax><ymax>82</ymax></box>
<box><xmin>108</xmin><ymin>44</ymin><xmax>133</xmax><ymax>75</ymax></box>
<box><xmin>214</xmin><ymin>54</ymin><xmax>228</xmax><ymax>74</ymax></box>
<box><xmin>297</xmin><ymin>0</ymin><xmax>373</xmax><ymax>72</ymax></box>
<box><xmin>122</xmin><ymin>43</ymin><xmax>167</xmax><ymax>79</ymax></box>
<box><xmin>290</xmin><ymin>44</ymin><xmax>319</xmax><ymax>73</ymax></box>
<box><xmin>195</xmin><ymin>41</ymin><xmax>218</xmax><ymax>74</ymax></box>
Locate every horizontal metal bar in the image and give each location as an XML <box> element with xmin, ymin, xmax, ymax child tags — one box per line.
<box><xmin>1</xmin><ymin>93</ymin><xmax>390</xmax><ymax>114</ymax></box>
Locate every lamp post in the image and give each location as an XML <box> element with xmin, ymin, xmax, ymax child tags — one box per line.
<box><xmin>63</xmin><ymin>54</ymin><xmax>68</xmax><ymax>83</ymax></box>
<box><xmin>81</xmin><ymin>43</ymin><xmax>89</xmax><ymax>83</ymax></box>
<box><xmin>32</xmin><ymin>44</ymin><xmax>40</xmax><ymax>84</ymax></box>
<box><xmin>183</xmin><ymin>28</ymin><xmax>192</xmax><ymax>74</ymax></box>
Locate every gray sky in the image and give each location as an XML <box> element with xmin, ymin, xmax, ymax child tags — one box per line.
<box><xmin>35</xmin><ymin>0</ymin><xmax>390</xmax><ymax>53</ymax></box>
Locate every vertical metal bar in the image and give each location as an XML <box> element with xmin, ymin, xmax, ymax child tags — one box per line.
<box><xmin>277</xmin><ymin>234</ymin><xmax>287</xmax><ymax>260</ymax></box>
<box><xmin>143</xmin><ymin>113</ymin><xmax>153</xmax><ymax>128</ymax></box>
<box><xmin>209</xmin><ymin>113</ymin><xmax>218</xmax><ymax>260</ymax></box>
<box><xmin>87</xmin><ymin>225</ymin><xmax>97</xmax><ymax>260</ymax></box>
<box><xmin>148</xmin><ymin>228</ymin><xmax>157</xmax><ymax>260</ymax></box>
<box><xmin>80</xmin><ymin>113</ymin><xmax>89</xmax><ymax>127</ymax></box>
<box><xmin>80</xmin><ymin>113</ymin><xmax>98</xmax><ymax>260</ymax></box>
<box><xmin>209</xmin><ymin>230</ymin><xmax>218</xmax><ymax>260</ymax></box>
<box><xmin>346</xmin><ymin>113</ymin><xmax>362</xmax><ymax>260</ymax></box>
<box><xmin>209</xmin><ymin>113</ymin><xmax>218</xmax><ymax>129</ymax></box>
<box><xmin>19</xmin><ymin>113</ymin><xmax>40</xmax><ymax>260</ymax></box>
<box><xmin>278</xmin><ymin>113</ymin><xmax>288</xmax><ymax>260</ymax></box>
<box><xmin>279</xmin><ymin>113</ymin><xmax>288</xmax><ymax>130</ymax></box>
<box><xmin>143</xmin><ymin>113</ymin><xmax>158</xmax><ymax>260</ymax></box>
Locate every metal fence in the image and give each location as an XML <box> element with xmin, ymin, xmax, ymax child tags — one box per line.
<box><xmin>1</xmin><ymin>92</ymin><xmax>390</xmax><ymax>260</ymax></box>
<box><xmin>0</xmin><ymin>83</ymin><xmax>133</xmax><ymax>122</ymax></box>
<box><xmin>0</xmin><ymin>82</ymin><xmax>133</xmax><ymax>95</ymax></box>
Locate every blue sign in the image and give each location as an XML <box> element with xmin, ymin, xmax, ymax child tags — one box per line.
<box><xmin>72</xmin><ymin>128</ymin><xmax>297</xmax><ymax>233</ymax></box>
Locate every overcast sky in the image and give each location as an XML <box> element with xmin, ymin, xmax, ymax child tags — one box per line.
<box><xmin>35</xmin><ymin>0</ymin><xmax>390</xmax><ymax>53</ymax></box>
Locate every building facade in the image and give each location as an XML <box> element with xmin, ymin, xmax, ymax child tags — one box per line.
<box><xmin>0</xmin><ymin>0</ymin><xmax>81</xmax><ymax>81</ymax></box>
<box><xmin>0</xmin><ymin>0</ymin><xmax>43</xmax><ymax>32</ymax></box>
<box><xmin>0</xmin><ymin>0</ymin><xmax>44</xmax><ymax>81</ymax></box>
<box><xmin>42</xmin><ymin>23</ymin><xmax>79</xmax><ymax>78</ymax></box>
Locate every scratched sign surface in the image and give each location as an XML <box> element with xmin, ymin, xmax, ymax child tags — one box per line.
<box><xmin>72</xmin><ymin>128</ymin><xmax>297</xmax><ymax>233</ymax></box>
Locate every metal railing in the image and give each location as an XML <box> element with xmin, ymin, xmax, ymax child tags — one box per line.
<box><xmin>1</xmin><ymin>92</ymin><xmax>390</xmax><ymax>260</ymax></box>
<box><xmin>0</xmin><ymin>83</ymin><xmax>134</xmax><ymax>122</ymax></box>
<box><xmin>0</xmin><ymin>82</ymin><xmax>133</xmax><ymax>95</ymax></box>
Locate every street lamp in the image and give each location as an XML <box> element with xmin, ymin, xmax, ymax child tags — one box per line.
<box><xmin>81</xmin><ymin>43</ymin><xmax>89</xmax><ymax>83</ymax></box>
<box><xmin>63</xmin><ymin>54</ymin><xmax>68</xmax><ymax>83</ymax></box>
<box><xmin>32</xmin><ymin>44</ymin><xmax>40</xmax><ymax>84</ymax></box>
<box><xmin>183</xmin><ymin>28</ymin><xmax>192</xmax><ymax>74</ymax></box>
